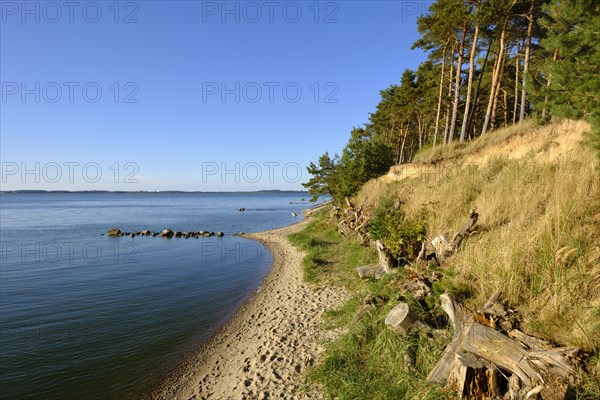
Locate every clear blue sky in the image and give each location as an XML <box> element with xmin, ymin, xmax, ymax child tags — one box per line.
<box><xmin>1</xmin><ymin>1</ymin><xmax>430</xmax><ymax>191</ymax></box>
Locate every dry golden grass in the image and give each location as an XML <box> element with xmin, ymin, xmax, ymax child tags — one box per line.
<box><xmin>355</xmin><ymin>120</ymin><xmax>600</xmax><ymax>355</ymax></box>
<box><xmin>411</xmin><ymin>119</ymin><xmax>588</xmax><ymax>165</ymax></box>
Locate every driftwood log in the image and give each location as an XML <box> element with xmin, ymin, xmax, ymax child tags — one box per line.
<box><xmin>427</xmin><ymin>293</ymin><xmax>576</xmax><ymax>399</ymax></box>
<box><xmin>356</xmin><ymin>240</ymin><xmax>393</xmax><ymax>279</ymax></box>
<box><xmin>450</xmin><ymin>208</ymin><xmax>479</xmax><ymax>248</ymax></box>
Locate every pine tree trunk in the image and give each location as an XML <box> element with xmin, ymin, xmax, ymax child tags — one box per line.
<box><xmin>443</xmin><ymin>106</ymin><xmax>451</xmax><ymax>144</ymax></box>
<box><xmin>481</xmin><ymin>1</ymin><xmax>516</xmax><ymax>136</ymax></box>
<box><xmin>433</xmin><ymin>42</ymin><xmax>449</xmax><ymax>149</ymax></box>
<box><xmin>418</xmin><ymin>117</ymin><xmax>423</xmax><ymax>150</ymax></box>
<box><xmin>449</xmin><ymin>22</ymin><xmax>467</xmax><ymax>143</ymax></box>
<box><xmin>396</xmin><ymin>126</ymin><xmax>403</xmax><ymax>164</ymax></box>
<box><xmin>503</xmin><ymin>88</ymin><xmax>509</xmax><ymax>127</ymax></box>
<box><xmin>513</xmin><ymin>41</ymin><xmax>521</xmax><ymax>124</ymax></box>
<box><xmin>541</xmin><ymin>48</ymin><xmax>559</xmax><ymax>119</ymax></box>
<box><xmin>460</xmin><ymin>24</ymin><xmax>480</xmax><ymax>142</ymax></box>
<box><xmin>469</xmin><ymin>39</ymin><xmax>493</xmax><ymax>138</ymax></box>
<box><xmin>399</xmin><ymin>128</ymin><xmax>407</xmax><ymax>164</ymax></box>
<box><xmin>519</xmin><ymin>0</ymin><xmax>535</xmax><ymax>123</ymax></box>
<box><xmin>470</xmin><ymin>106</ymin><xmax>478</xmax><ymax>140</ymax></box>
<box><xmin>482</xmin><ymin>52</ymin><xmax>501</xmax><ymax>136</ymax></box>
<box><xmin>491</xmin><ymin>48</ymin><xmax>508</xmax><ymax>129</ymax></box>
<box><xmin>444</xmin><ymin>45</ymin><xmax>456</xmax><ymax>144</ymax></box>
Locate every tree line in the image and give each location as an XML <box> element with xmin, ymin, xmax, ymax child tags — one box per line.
<box><xmin>305</xmin><ymin>0</ymin><xmax>599</xmax><ymax>203</ymax></box>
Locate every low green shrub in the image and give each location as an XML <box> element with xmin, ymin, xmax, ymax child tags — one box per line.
<box><xmin>369</xmin><ymin>196</ymin><xmax>426</xmax><ymax>260</ymax></box>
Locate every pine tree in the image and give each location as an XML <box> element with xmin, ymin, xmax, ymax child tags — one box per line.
<box><xmin>541</xmin><ymin>0</ymin><xmax>600</xmax><ymax>157</ymax></box>
<box><xmin>303</xmin><ymin>152</ymin><xmax>338</xmax><ymax>201</ymax></box>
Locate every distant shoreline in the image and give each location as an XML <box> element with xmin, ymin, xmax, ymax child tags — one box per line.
<box><xmin>0</xmin><ymin>190</ymin><xmax>309</xmax><ymax>194</ymax></box>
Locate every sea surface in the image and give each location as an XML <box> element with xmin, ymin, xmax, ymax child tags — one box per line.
<box><xmin>0</xmin><ymin>192</ymin><xmax>311</xmax><ymax>400</ymax></box>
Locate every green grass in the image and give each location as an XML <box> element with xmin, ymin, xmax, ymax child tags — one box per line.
<box><xmin>312</xmin><ymin>314</ymin><xmax>453</xmax><ymax>400</ymax></box>
<box><xmin>288</xmin><ymin>214</ymin><xmax>376</xmax><ymax>290</ymax></box>
<box><xmin>288</xmin><ymin>212</ymin><xmax>454</xmax><ymax>400</ymax></box>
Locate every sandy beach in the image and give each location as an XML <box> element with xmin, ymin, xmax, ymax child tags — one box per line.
<box><xmin>155</xmin><ymin>216</ymin><xmax>348</xmax><ymax>400</ymax></box>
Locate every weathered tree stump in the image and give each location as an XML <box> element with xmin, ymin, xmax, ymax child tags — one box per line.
<box><xmin>403</xmin><ymin>279</ymin><xmax>431</xmax><ymax>300</ymax></box>
<box><xmin>431</xmin><ymin>234</ymin><xmax>455</xmax><ymax>260</ymax></box>
<box><xmin>427</xmin><ymin>293</ymin><xmax>576</xmax><ymax>399</ymax></box>
<box><xmin>423</xmin><ymin>208</ymin><xmax>479</xmax><ymax>264</ymax></box>
<box><xmin>385</xmin><ymin>303</ymin><xmax>429</xmax><ymax>335</ymax></box>
<box><xmin>478</xmin><ymin>289</ymin><xmax>506</xmax><ymax>316</ymax></box>
<box><xmin>356</xmin><ymin>240</ymin><xmax>393</xmax><ymax>279</ymax></box>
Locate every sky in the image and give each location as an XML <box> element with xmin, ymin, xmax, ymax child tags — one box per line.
<box><xmin>1</xmin><ymin>0</ymin><xmax>431</xmax><ymax>191</ymax></box>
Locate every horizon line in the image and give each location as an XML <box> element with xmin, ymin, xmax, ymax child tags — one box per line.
<box><xmin>0</xmin><ymin>189</ymin><xmax>310</xmax><ymax>194</ymax></box>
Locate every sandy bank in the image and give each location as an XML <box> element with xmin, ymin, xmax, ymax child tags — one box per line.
<box><xmin>155</xmin><ymin>216</ymin><xmax>348</xmax><ymax>400</ymax></box>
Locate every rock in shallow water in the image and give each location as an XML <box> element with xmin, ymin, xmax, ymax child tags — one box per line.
<box><xmin>159</xmin><ymin>229</ymin><xmax>173</xmax><ymax>237</ymax></box>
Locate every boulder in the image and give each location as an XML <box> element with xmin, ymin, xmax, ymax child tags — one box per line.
<box><xmin>141</xmin><ymin>230</ymin><xmax>150</xmax><ymax>236</ymax></box>
<box><xmin>107</xmin><ymin>228</ymin><xmax>121</xmax><ymax>237</ymax></box>
<box><xmin>216</xmin><ymin>231</ymin><xmax>224</xmax><ymax>237</ymax></box>
<box><xmin>159</xmin><ymin>229</ymin><xmax>174</xmax><ymax>237</ymax></box>
<box><xmin>174</xmin><ymin>231</ymin><xmax>182</xmax><ymax>238</ymax></box>
<box><xmin>239</xmin><ymin>208</ymin><xmax>246</xmax><ymax>211</ymax></box>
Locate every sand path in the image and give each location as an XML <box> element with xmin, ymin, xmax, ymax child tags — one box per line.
<box><xmin>158</xmin><ymin>217</ymin><xmax>348</xmax><ymax>400</ymax></box>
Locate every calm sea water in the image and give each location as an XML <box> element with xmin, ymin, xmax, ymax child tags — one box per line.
<box><xmin>0</xmin><ymin>192</ymin><xmax>310</xmax><ymax>400</ymax></box>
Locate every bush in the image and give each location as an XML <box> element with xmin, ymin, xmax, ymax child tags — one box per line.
<box><xmin>369</xmin><ymin>196</ymin><xmax>426</xmax><ymax>260</ymax></box>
